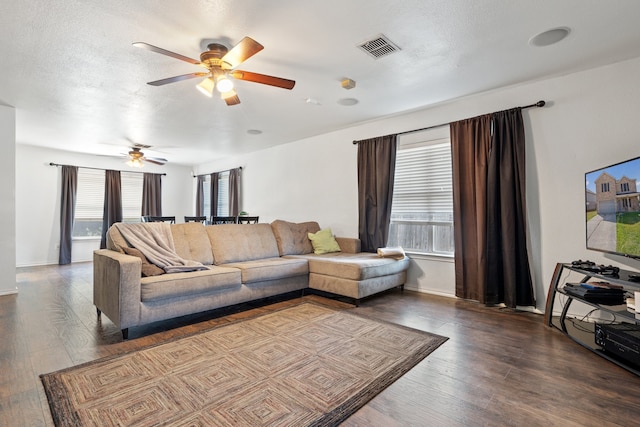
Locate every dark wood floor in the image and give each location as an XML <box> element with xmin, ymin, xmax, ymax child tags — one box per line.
<box><xmin>2</xmin><ymin>263</ymin><xmax>640</xmax><ymax>426</ymax></box>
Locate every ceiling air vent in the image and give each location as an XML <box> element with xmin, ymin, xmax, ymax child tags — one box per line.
<box><xmin>357</xmin><ymin>34</ymin><xmax>400</xmax><ymax>59</ymax></box>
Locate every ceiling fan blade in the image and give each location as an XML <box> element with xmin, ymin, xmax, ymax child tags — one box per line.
<box><xmin>230</xmin><ymin>70</ymin><xmax>295</xmax><ymax>89</ymax></box>
<box><xmin>133</xmin><ymin>42</ymin><xmax>204</xmax><ymax>66</ymax></box>
<box><xmin>224</xmin><ymin>94</ymin><xmax>241</xmax><ymax>106</ymax></box>
<box><xmin>221</xmin><ymin>37</ymin><xmax>264</xmax><ymax>69</ymax></box>
<box><xmin>146</xmin><ymin>156</ymin><xmax>168</xmax><ymax>163</ymax></box>
<box><xmin>147</xmin><ymin>72</ymin><xmax>209</xmax><ymax>86</ymax></box>
<box><xmin>144</xmin><ymin>158</ymin><xmax>166</xmax><ymax>166</ymax></box>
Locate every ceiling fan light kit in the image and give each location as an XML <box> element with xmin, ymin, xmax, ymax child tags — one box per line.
<box><xmin>196</xmin><ymin>77</ymin><xmax>215</xmax><ymax>97</ymax></box>
<box><xmin>123</xmin><ymin>146</ymin><xmax>168</xmax><ymax>167</ymax></box>
<box><xmin>133</xmin><ymin>36</ymin><xmax>296</xmax><ymax>106</ymax></box>
<box><xmin>215</xmin><ymin>75</ymin><xmax>234</xmax><ymax>93</ymax></box>
<box><xmin>127</xmin><ymin>158</ymin><xmax>144</xmax><ymax>168</ymax></box>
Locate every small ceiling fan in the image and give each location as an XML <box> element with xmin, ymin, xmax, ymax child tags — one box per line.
<box><xmin>133</xmin><ymin>36</ymin><xmax>296</xmax><ymax>106</ymax></box>
<box><xmin>124</xmin><ymin>145</ymin><xmax>167</xmax><ymax>168</ymax></box>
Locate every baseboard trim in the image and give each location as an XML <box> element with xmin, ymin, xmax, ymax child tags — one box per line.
<box><xmin>403</xmin><ymin>286</ymin><xmax>457</xmax><ymax>299</ymax></box>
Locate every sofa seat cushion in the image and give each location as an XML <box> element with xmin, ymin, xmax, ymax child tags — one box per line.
<box><xmin>286</xmin><ymin>253</ymin><xmax>409</xmax><ymax>281</ymax></box>
<box><xmin>206</xmin><ymin>224</ymin><xmax>280</xmax><ymax>265</ymax></box>
<box><xmin>170</xmin><ymin>222</ymin><xmax>214</xmax><ymax>265</ymax></box>
<box><xmin>140</xmin><ymin>266</ymin><xmax>241</xmax><ymax>302</ymax></box>
<box><xmin>270</xmin><ymin>220</ymin><xmax>321</xmax><ymax>256</ymax></box>
<box><xmin>222</xmin><ymin>257</ymin><xmax>309</xmax><ymax>284</ymax></box>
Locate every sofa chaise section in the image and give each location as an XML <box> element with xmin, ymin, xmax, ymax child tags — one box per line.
<box><xmin>271</xmin><ymin>220</ymin><xmax>409</xmax><ymax>305</ymax></box>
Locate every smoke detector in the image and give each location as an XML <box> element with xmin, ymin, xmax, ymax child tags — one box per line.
<box><xmin>341</xmin><ymin>78</ymin><xmax>356</xmax><ymax>90</ymax></box>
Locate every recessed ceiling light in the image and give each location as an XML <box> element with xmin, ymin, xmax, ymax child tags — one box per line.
<box><xmin>529</xmin><ymin>27</ymin><xmax>571</xmax><ymax>47</ymax></box>
<box><xmin>247</xmin><ymin>129</ymin><xmax>262</xmax><ymax>135</ymax></box>
<box><xmin>338</xmin><ymin>98</ymin><xmax>359</xmax><ymax>106</ymax></box>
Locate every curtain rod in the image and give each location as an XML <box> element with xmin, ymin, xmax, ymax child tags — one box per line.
<box><xmin>49</xmin><ymin>162</ymin><xmax>166</xmax><ymax>176</ymax></box>
<box><xmin>192</xmin><ymin>166</ymin><xmax>242</xmax><ymax>178</ymax></box>
<box><xmin>352</xmin><ymin>100</ymin><xmax>546</xmax><ymax>144</ymax></box>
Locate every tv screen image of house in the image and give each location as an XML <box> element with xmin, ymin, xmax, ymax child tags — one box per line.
<box><xmin>585</xmin><ymin>155</ymin><xmax>640</xmax><ymax>259</ymax></box>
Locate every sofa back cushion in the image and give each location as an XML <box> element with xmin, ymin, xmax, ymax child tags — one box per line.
<box><xmin>170</xmin><ymin>222</ymin><xmax>214</xmax><ymax>265</ymax></box>
<box><xmin>106</xmin><ymin>225</ymin><xmax>130</xmax><ymax>253</ymax></box>
<box><xmin>270</xmin><ymin>220</ymin><xmax>321</xmax><ymax>256</ymax></box>
<box><xmin>206</xmin><ymin>223</ymin><xmax>280</xmax><ymax>265</ymax></box>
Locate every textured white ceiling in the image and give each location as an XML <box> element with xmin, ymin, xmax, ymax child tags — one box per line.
<box><xmin>2</xmin><ymin>0</ymin><xmax>640</xmax><ymax>165</ymax></box>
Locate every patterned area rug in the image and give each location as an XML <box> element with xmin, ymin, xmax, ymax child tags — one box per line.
<box><xmin>41</xmin><ymin>301</ymin><xmax>447</xmax><ymax>426</ymax></box>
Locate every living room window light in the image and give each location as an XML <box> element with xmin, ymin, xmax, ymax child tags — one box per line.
<box><xmin>387</xmin><ymin>128</ymin><xmax>454</xmax><ymax>257</ymax></box>
<box><xmin>72</xmin><ymin>169</ymin><xmax>143</xmax><ymax>238</ymax></box>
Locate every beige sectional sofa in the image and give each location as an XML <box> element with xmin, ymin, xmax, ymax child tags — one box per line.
<box><xmin>93</xmin><ymin>220</ymin><xmax>409</xmax><ymax>339</ymax></box>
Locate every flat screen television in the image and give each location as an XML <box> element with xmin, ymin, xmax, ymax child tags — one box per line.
<box><xmin>585</xmin><ymin>155</ymin><xmax>640</xmax><ymax>260</ymax></box>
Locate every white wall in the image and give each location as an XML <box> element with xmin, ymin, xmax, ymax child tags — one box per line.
<box><xmin>195</xmin><ymin>56</ymin><xmax>640</xmax><ymax>312</ymax></box>
<box><xmin>0</xmin><ymin>105</ymin><xmax>16</xmax><ymax>295</ymax></box>
<box><xmin>15</xmin><ymin>144</ymin><xmax>193</xmax><ymax>266</ymax></box>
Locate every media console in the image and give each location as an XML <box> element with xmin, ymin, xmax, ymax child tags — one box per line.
<box><xmin>545</xmin><ymin>262</ymin><xmax>640</xmax><ymax>376</ymax></box>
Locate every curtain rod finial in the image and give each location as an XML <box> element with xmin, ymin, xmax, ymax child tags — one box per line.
<box><xmin>536</xmin><ymin>100</ymin><xmax>546</xmax><ymax>107</ymax></box>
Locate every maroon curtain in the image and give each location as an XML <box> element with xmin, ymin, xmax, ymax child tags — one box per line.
<box><xmin>356</xmin><ymin>134</ymin><xmax>397</xmax><ymax>253</ymax></box>
<box><xmin>59</xmin><ymin>165</ymin><xmax>77</xmax><ymax>264</ymax></box>
<box><xmin>229</xmin><ymin>168</ymin><xmax>240</xmax><ymax>217</ymax></box>
<box><xmin>196</xmin><ymin>175</ymin><xmax>205</xmax><ymax>217</ymax></box>
<box><xmin>451</xmin><ymin>115</ymin><xmax>492</xmax><ymax>303</ymax></box>
<box><xmin>100</xmin><ymin>170</ymin><xmax>122</xmax><ymax>249</ymax></box>
<box><xmin>211</xmin><ymin>172</ymin><xmax>219</xmax><ymax>217</ymax></box>
<box><xmin>451</xmin><ymin>110</ymin><xmax>535</xmax><ymax>307</ymax></box>
<box><xmin>142</xmin><ymin>173</ymin><xmax>162</xmax><ymax>217</ymax></box>
<box><xmin>486</xmin><ymin>108</ymin><xmax>535</xmax><ymax>307</ymax></box>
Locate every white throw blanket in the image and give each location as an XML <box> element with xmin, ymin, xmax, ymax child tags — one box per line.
<box><xmin>114</xmin><ymin>222</ymin><xmax>208</xmax><ymax>273</ymax></box>
<box><xmin>377</xmin><ymin>246</ymin><xmax>406</xmax><ymax>260</ymax></box>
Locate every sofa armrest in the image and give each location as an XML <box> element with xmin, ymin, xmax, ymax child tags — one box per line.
<box><xmin>93</xmin><ymin>249</ymin><xmax>142</xmax><ymax>330</ymax></box>
<box><xmin>335</xmin><ymin>237</ymin><xmax>361</xmax><ymax>254</ymax></box>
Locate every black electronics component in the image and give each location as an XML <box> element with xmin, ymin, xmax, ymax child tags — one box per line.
<box><xmin>594</xmin><ymin>323</ymin><xmax>640</xmax><ymax>367</ymax></box>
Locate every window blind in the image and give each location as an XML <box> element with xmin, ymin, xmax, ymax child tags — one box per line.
<box><xmin>121</xmin><ymin>171</ymin><xmax>143</xmax><ymax>221</ymax></box>
<box><xmin>75</xmin><ymin>168</ymin><xmax>105</xmax><ymax>219</ymax></box>
<box><xmin>391</xmin><ymin>139</ymin><xmax>453</xmax><ymax>215</ymax></box>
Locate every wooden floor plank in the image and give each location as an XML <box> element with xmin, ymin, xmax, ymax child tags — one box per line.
<box><xmin>2</xmin><ymin>262</ymin><xmax>639</xmax><ymax>426</ymax></box>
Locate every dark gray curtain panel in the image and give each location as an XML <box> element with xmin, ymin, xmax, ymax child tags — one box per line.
<box><xmin>142</xmin><ymin>173</ymin><xmax>162</xmax><ymax>217</ymax></box>
<box><xmin>100</xmin><ymin>170</ymin><xmax>122</xmax><ymax>249</ymax></box>
<box><xmin>356</xmin><ymin>134</ymin><xmax>397</xmax><ymax>253</ymax></box>
<box><xmin>451</xmin><ymin>114</ymin><xmax>492</xmax><ymax>303</ymax></box>
<box><xmin>195</xmin><ymin>175</ymin><xmax>205</xmax><ymax>217</ymax></box>
<box><xmin>486</xmin><ymin>108</ymin><xmax>535</xmax><ymax>307</ymax></box>
<box><xmin>211</xmin><ymin>172</ymin><xmax>219</xmax><ymax>217</ymax></box>
<box><xmin>59</xmin><ymin>165</ymin><xmax>78</xmax><ymax>265</ymax></box>
<box><xmin>451</xmin><ymin>110</ymin><xmax>534</xmax><ymax>307</ymax></box>
<box><xmin>229</xmin><ymin>168</ymin><xmax>240</xmax><ymax>217</ymax></box>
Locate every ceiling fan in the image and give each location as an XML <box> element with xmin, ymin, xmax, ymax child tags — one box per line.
<box><xmin>133</xmin><ymin>36</ymin><xmax>296</xmax><ymax>106</ymax></box>
<box><xmin>123</xmin><ymin>145</ymin><xmax>167</xmax><ymax>168</ymax></box>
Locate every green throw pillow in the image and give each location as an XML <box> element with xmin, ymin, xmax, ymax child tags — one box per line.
<box><xmin>307</xmin><ymin>228</ymin><xmax>341</xmax><ymax>255</ymax></box>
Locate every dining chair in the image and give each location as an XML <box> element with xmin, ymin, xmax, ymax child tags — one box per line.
<box><xmin>147</xmin><ymin>216</ymin><xmax>176</xmax><ymax>224</ymax></box>
<box><xmin>211</xmin><ymin>216</ymin><xmax>238</xmax><ymax>224</ymax></box>
<box><xmin>237</xmin><ymin>216</ymin><xmax>259</xmax><ymax>224</ymax></box>
<box><xmin>184</xmin><ymin>216</ymin><xmax>207</xmax><ymax>224</ymax></box>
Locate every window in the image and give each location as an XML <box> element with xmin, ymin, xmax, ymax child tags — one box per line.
<box><xmin>387</xmin><ymin>129</ymin><xmax>454</xmax><ymax>257</ymax></box>
<box><xmin>121</xmin><ymin>171</ymin><xmax>143</xmax><ymax>222</ymax></box>
<box><xmin>202</xmin><ymin>171</ymin><xmax>230</xmax><ymax>216</ymax></box>
<box><xmin>601</xmin><ymin>182</ymin><xmax>610</xmax><ymax>192</ymax></box>
<box><xmin>72</xmin><ymin>169</ymin><xmax>143</xmax><ymax>237</ymax></box>
<box><xmin>621</xmin><ymin>182</ymin><xmax>629</xmax><ymax>193</ymax></box>
<box><xmin>217</xmin><ymin>171</ymin><xmax>230</xmax><ymax>216</ymax></box>
<box><xmin>73</xmin><ymin>169</ymin><xmax>105</xmax><ymax>237</ymax></box>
